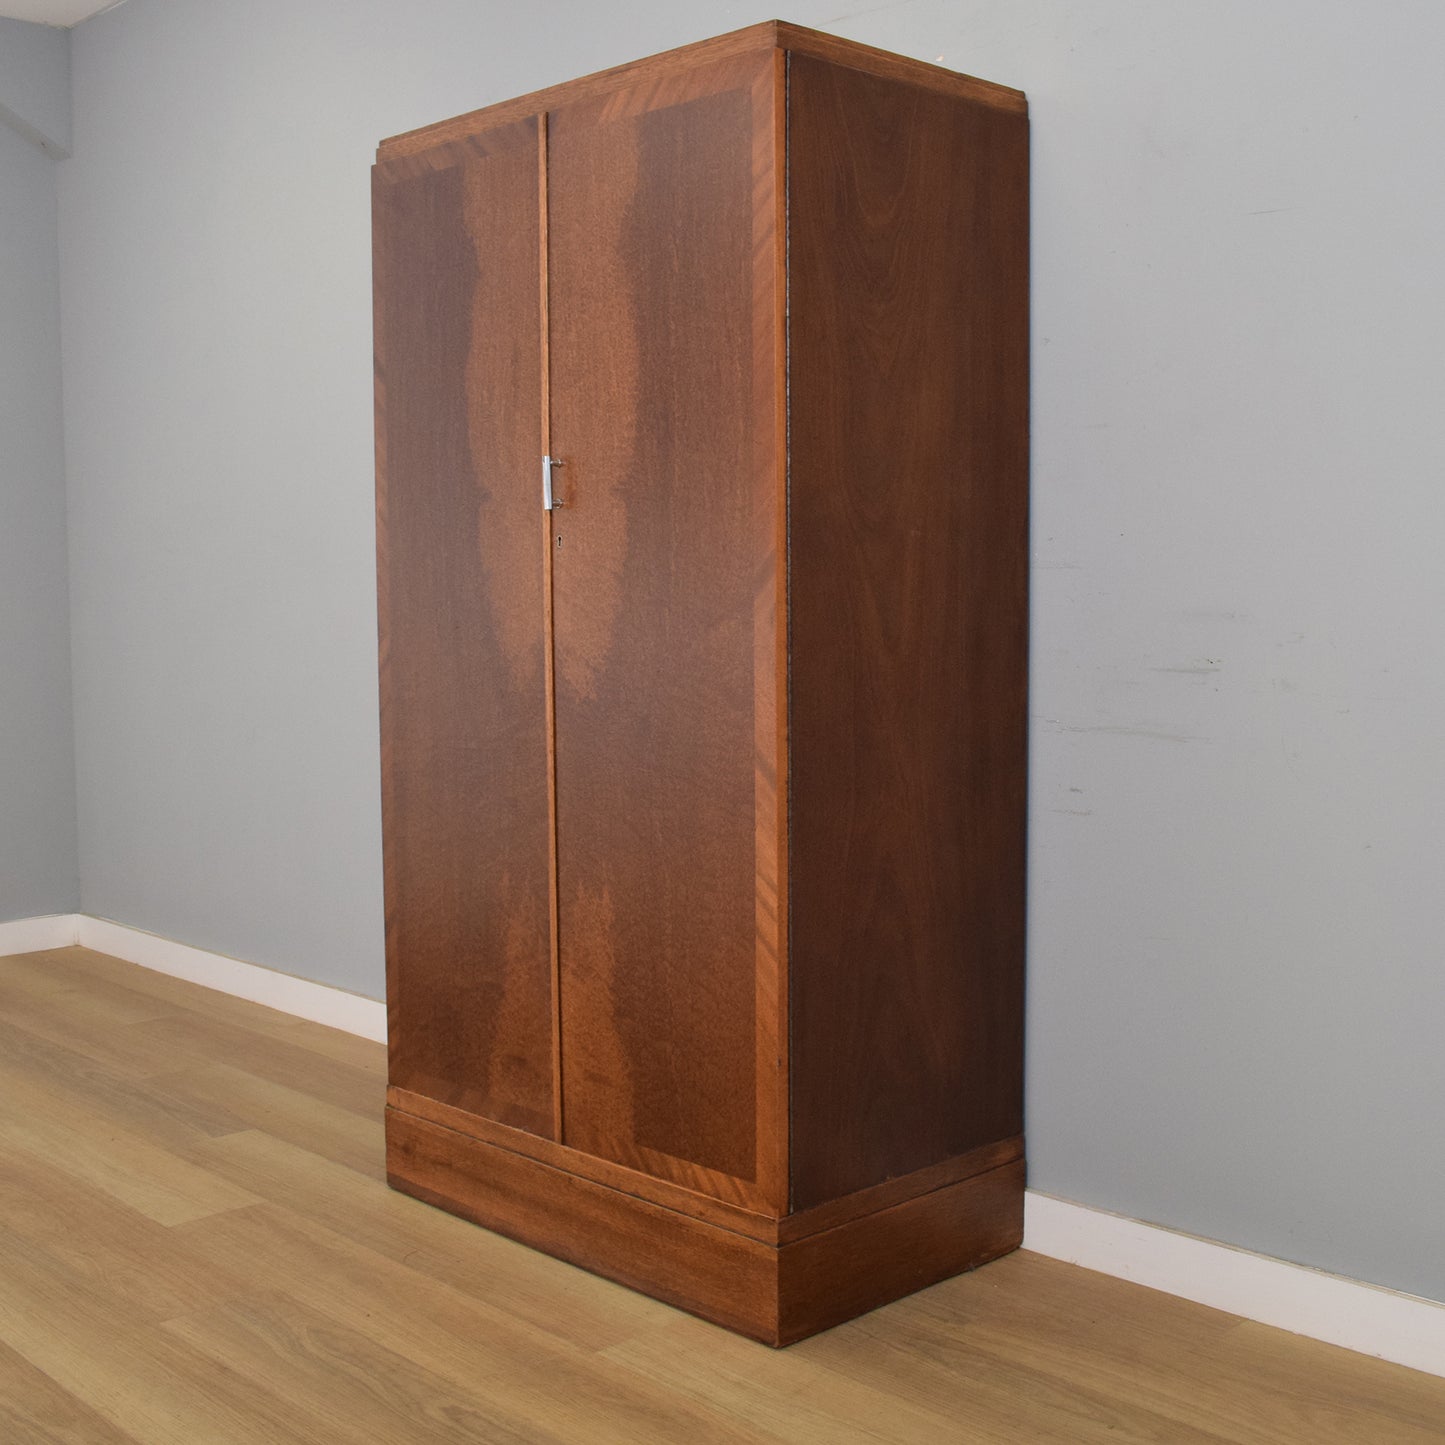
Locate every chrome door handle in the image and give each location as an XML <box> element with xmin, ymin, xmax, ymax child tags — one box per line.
<box><xmin>543</xmin><ymin>455</ymin><xmax>564</xmax><ymax>510</ymax></box>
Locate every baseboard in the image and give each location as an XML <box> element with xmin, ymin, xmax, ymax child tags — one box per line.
<box><xmin>388</xmin><ymin>1104</ymin><xmax>1025</xmax><ymax>1346</ymax></box>
<box><xmin>0</xmin><ymin>912</ymin><xmax>385</xmax><ymax>1044</ymax></box>
<box><xmin>75</xmin><ymin>916</ymin><xmax>388</xmax><ymax>1043</ymax></box>
<box><xmin>2</xmin><ymin>913</ymin><xmax>1440</xmax><ymax>1372</ymax></box>
<box><xmin>1025</xmin><ymin>1192</ymin><xmax>1445</xmax><ymax>1379</ymax></box>
<box><xmin>0</xmin><ymin>913</ymin><xmax>81</xmax><ymax>954</ymax></box>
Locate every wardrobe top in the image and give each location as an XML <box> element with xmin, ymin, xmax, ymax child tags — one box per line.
<box><xmin>376</xmin><ymin>19</ymin><xmax>1027</xmax><ymax>164</ymax></box>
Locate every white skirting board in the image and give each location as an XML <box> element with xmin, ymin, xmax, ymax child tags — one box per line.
<box><xmin>0</xmin><ymin>912</ymin><xmax>386</xmax><ymax>1043</ymax></box>
<box><xmin>0</xmin><ymin>913</ymin><xmax>81</xmax><ymax>954</ymax></box>
<box><xmin>1024</xmin><ymin>1193</ymin><xmax>1445</xmax><ymax>1379</ymax></box>
<box><xmin>2</xmin><ymin>913</ymin><xmax>1442</xmax><ymax>1376</ymax></box>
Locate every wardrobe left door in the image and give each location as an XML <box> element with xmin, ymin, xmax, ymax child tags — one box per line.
<box><xmin>374</xmin><ymin>119</ymin><xmax>558</xmax><ymax>1139</ymax></box>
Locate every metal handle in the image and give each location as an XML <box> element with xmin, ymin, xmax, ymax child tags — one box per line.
<box><xmin>543</xmin><ymin>454</ymin><xmax>564</xmax><ymax>511</ymax></box>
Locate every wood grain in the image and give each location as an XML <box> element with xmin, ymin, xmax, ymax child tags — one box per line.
<box><xmin>171</xmin><ymin>1205</ymin><xmax>764</xmax><ymax>1443</ymax></box>
<box><xmin>186</xmin><ymin>1129</ymin><xmax>673</xmax><ymax>1357</ymax></box>
<box><xmin>756</xmin><ymin>43</ymin><xmax>791</xmax><ymax>1215</ymax></box>
<box><xmin>389</xmin><ymin>1087</ymin><xmax>1017</xmax><ymax>1249</ymax></box>
<box><xmin>169</xmin><ymin>1061</ymin><xmax>382</xmax><ymax>1175</ymax></box>
<box><xmin>162</xmin><ymin>1291</ymin><xmax>541</xmax><ymax>1445</ymax></box>
<box><xmin>0</xmin><ymin>1336</ymin><xmax>138</xmax><ymax>1445</ymax></box>
<box><xmin>785</xmin><ymin>53</ymin><xmax>1031</xmax><ymax>1209</ymax></box>
<box><xmin>376</xmin><ymin>22</ymin><xmax>1024</xmax><ymax>163</ymax></box>
<box><xmin>776</xmin><ymin>1160</ymin><xmax>1024</xmax><ymax>1345</ymax></box>
<box><xmin>775</xmin><ymin>1135</ymin><xmax>1023</xmax><ymax>1245</ymax></box>
<box><xmin>0</xmin><ymin>1141</ymin><xmax>256</xmax><ymax>1322</ymax></box>
<box><xmin>0</xmin><ymin>1058</ymin><xmax>260</xmax><ymax>1226</ymax></box>
<box><xmin>547</xmin><ymin>52</ymin><xmax>780</xmax><ymax>1205</ymax></box>
<box><xmin>775</xmin><ymin>22</ymin><xmax>1026</xmax><ymax>114</ymax></box>
<box><xmin>387</xmin><ymin>1104</ymin><xmax>1024</xmax><ymax>1346</ymax></box>
<box><xmin>1</xmin><ymin>946</ymin><xmax>1441</xmax><ymax>1440</ymax></box>
<box><xmin>0</xmin><ymin>1233</ymin><xmax>327</xmax><ymax>1444</ymax></box>
<box><xmin>373</xmin><ymin>28</ymin><xmax>1031</xmax><ymax>1325</ymax></box>
<box><xmin>0</xmin><ymin>1010</ymin><xmax>246</xmax><ymax>1151</ymax></box>
<box><xmin>539</xmin><ymin>110</ymin><xmax>565</xmax><ymax>1143</ymax></box>
<box><xmin>387</xmin><ymin>1106</ymin><xmax>782</xmax><ymax>1342</ymax></box>
<box><xmin>374</xmin><ymin>118</ymin><xmax>557</xmax><ymax>1138</ymax></box>
<box><xmin>390</xmin><ymin>1083</ymin><xmax>781</xmax><ymax>1243</ymax></box>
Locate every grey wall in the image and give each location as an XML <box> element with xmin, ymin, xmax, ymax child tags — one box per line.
<box><xmin>57</xmin><ymin>0</ymin><xmax>1445</xmax><ymax>1302</ymax></box>
<box><xmin>0</xmin><ymin>17</ymin><xmax>77</xmax><ymax>923</ymax></box>
<box><xmin>0</xmin><ymin>14</ymin><xmax>70</xmax><ymax>155</ymax></box>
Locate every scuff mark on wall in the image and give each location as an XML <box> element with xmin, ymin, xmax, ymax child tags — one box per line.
<box><xmin>1036</xmin><ymin>718</ymin><xmax>1207</xmax><ymax>744</ymax></box>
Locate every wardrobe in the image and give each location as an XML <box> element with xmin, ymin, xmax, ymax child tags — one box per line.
<box><xmin>373</xmin><ymin>19</ymin><xmax>1029</xmax><ymax>1345</ymax></box>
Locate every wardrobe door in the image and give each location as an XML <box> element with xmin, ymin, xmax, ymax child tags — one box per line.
<box><xmin>546</xmin><ymin>53</ymin><xmax>786</xmax><ymax>1210</ymax></box>
<box><xmin>374</xmin><ymin>120</ymin><xmax>557</xmax><ymax>1138</ymax></box>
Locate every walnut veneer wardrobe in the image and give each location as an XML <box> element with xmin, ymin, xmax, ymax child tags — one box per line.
<box><xmin>373</xmin><ymin>20</ymin><xmax>1028</xmax><ymax>1346</ymax></box>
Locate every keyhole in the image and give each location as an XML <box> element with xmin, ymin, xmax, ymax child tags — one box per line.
<box><xmin>556</xmin><ymin>535</ymin><xmax>563</xmax><ymax>548</ymax></box>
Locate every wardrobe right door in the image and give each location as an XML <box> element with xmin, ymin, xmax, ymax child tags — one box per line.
<box><xmin>545</xmin><ymin>52</ymin><xmax>786</xmax><ymax>1213</ymax></box>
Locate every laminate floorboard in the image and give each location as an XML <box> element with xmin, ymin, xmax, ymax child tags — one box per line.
<box><xmin>0</xmin><ymin>945</ymin><xmax>1440</xmax><ymax>1443</ymax></box>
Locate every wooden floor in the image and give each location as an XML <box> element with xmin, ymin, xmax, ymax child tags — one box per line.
<box><xmin>1</xmin><ymin>947</ymin><xmax>1442</xmax><ymax>1444</ymax></box>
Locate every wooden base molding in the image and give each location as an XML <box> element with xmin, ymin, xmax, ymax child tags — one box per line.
<box><xmin>386</xmin><ymin>1104</ymin><xmax>1025</xmax><ymax>1346</ymax></box>
<box><xmin>388</xmin><ymin>1084</ymin><xmax>1023</xmax><ymax>1246</ymax></box>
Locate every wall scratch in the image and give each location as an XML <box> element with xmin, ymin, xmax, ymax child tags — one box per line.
<box><xmin>1038</xmin><ymin>718</ymin><xmax>1205</xmax><ymax>744</ymax></box>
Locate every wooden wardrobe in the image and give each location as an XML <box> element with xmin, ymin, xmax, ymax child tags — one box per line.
<box><xmin>373</xmin><ymin>20</ymin><xmax>1028</xmax><ymax>1346</ymax></box>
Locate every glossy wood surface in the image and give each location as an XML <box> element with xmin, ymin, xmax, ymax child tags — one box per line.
<box><xmin>374</xmin><ymin>120</ymin><xmax>556</xmax><ymax>1138</ymax></box>
<box><xmin>785</xmin><ymin>54</ymin><xmax>1031</xmax><ymax>1208</ymax></box>
<box><xmin>389</xmin><ymin>1108</ymin><xmax>781</xmax><ymax>1342</ymax></box>
<box><xmin>537</xmin><ymin>113</ymin><xmax>565</xmax><ymax>1140</ymax></box>
<box><xmin>377</xmin><ymin>21</ymin><xmax>1023</xmax><ymax>163</ymax></box>
<box><xmin>390</xmin><ymin>1082</ymin><xmax>1020</xmax><ymax>1248</ymax></box>
<box><xmin>775</xmin><ymin>1160</ymin><xmax>1024</xmax><ymax>1345</ymax></box>
<box><xmin>390</xmin><ymin>1085</ymin><xmax>780</xmax><ymax>1243</ymax></box>
<box><xmin>547</xmin><ymin>53</ymin><xmax>781</xmax><ymax>1207</ymax></box>
<box><xmin>387</xmin><ymin>1104</ymin><xmax>1022</xmax><ymax>1346</ymax></box>
<box><xmin>774</xmin><ymin>21</ymin><xmax>1025</xmax><ymax>112</ymax></box>
<box><xmin>775</xmin><ymin>1134</ymin><xmax>1022</xmax><ymax>1245</ymax></box>
<box><xmin>373</xmin><ymin>28</ymin><xmax>1030</xmax><ymax>1329</ymax></box>
<box><xmin>4</xmin><ymin>946</ymin><xmax>1443</xmax><ymax>1441</ymax></box>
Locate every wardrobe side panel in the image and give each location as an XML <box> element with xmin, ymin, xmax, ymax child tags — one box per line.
<box><xmin>374</xmin><ymin>121</ymin><xmax>556</xmax><ymax>1138</ymax></box>
<box><xmin>547</xmin><ymin>54</ymin><xmax>784</xmax><ymax>1207</ymax></box>
<box><xmin>786</xmin><ymin>55</ymin><xmax>1029</xmax><ymax>1208</ymax></box>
